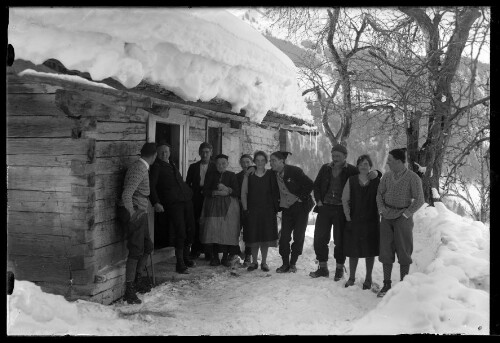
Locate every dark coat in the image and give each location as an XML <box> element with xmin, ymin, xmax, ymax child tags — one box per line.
<box><xmin>279</xmin><ymin>164</ymin><xmax>315</xmax><ymax>213</ymax></box>
<box><xmin>203</xmin><ymin>169</ymin><xmax>240</xmax><ymax>199</ymax></box>
<box><xmin>312</xmin><ymin>163</ymin><xmax>382</xmax><ymax>213</ymax></box>
<box><xmin>186</xmin><ymin>160</ymin><xmax>217</xmax><ymax>198</ymax></box>
<box><xmin>149</xmin><ymin>159</ymin><xmax>193</xmax><ymax>207</ymax></box>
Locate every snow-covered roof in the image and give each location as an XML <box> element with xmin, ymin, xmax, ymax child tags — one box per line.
<box><xmin>8</xmin><ymin>8</ymin><xmax>312</xmax><ymax>124</ymax></box>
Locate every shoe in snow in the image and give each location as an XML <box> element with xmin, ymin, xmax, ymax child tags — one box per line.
<box><xmin>362</xmin><ymin>280</ymin><xmax>372</xmax><ymax>290</ymax></box>
<box><xmin>176</xmin><ymin>263</ymin><xmax>189</xmax><ymax>274</ymax></box>
<box><xmin>184</xmin><ymin>259</ymin><xmax>196</xmax><ymax>268</ymax></box>
<box><xmin>333</xmin><ymin>267</ymin><xmax>345</xmax><ymax>281</ymax></box>
<box><xmin>209</xmin><ymin>256</ymin><xmax>221</xmax><ymax>266</ymax></box>
<box><xmin>309</xmin><ymin>266</ymin><xmax>329</xmax><ymax>278</ymax></box>
<box><xmin>344</xmin><ymin>279</ymin><xmax>355</xmax><ymax>288</ymax></box>
<box><xmin>261</xmin><ymin>263</ymin><xmax>270</xmax><ymax>272</ymax></box>
<box><xmin>247</xmin><ymin>262</ymin><xmax>258</xmax><ymax>271</ymax></box>
<box><xmin>124</xmin><ymin>282</ymin><xmax>142</xmax><ymax>305</ymax></box>
<box><xmin>289</xmin><ymin>265</ymin><xmax>297</xmax><ymax>273</ymax></box>
<box><xmin>276</xmin><ymin>265</ymin><xmax>290</xmax><ymax>273</ymax></box>
<box><xmin>377</xmin><ymin>281</ymin><xmax>392</xmax><ymax>298</ymax></box>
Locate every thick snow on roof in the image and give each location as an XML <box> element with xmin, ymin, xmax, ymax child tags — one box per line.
<box><xmin>9</xmin><ymin>7</ymin><xmax>312</xmax><ymax>124</ymax></box>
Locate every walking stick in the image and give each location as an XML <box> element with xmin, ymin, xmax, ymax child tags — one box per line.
<box><xmin>150</xmin><ymin>253</ymin><xmax>155</xmax><ymax>286</ymax></box>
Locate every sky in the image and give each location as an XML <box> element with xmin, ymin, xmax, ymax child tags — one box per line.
<box><xmin>7</xmin><ymin>200</ymin><xmax>490</xmax><ymax>335</ymax></box>
<box><xmin>8</xmin><ymin>7</ymin><xmax>312</xmax><ymax>124</ymax></box>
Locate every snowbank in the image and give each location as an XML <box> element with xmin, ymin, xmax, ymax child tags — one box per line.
<box><xmin>9</xmin><ymin>8</ymin><xmax>312</xmax><ymax>124</ymax></box>
<box><xmin>348</xmin><ymin>203</ymin><xmax>490</xmax><ymax>335</ymax></box>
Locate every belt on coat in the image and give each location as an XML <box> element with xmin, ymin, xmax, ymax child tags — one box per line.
<box><xmin>384</xmin><ymin>202</ymin><xmax>408</xmax><ymax>210</ymax></box>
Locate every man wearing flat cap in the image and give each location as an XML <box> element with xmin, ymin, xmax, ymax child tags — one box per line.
<box><xmin>117</xmin><ymin>142</ymin><xmax>157</xmax><ymax>304</ymax></box>
<box><xmin>310</xmin><ymin>144</ymin><xmax>381</xmax><ymax>281</ymax></box>
<box><xmin>270</xmin><ymin>151</ymin><xmax>314</xmax><ymax>273</ymax></box>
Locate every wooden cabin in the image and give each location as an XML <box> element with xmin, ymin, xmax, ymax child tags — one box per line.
<box><xmin>6</xmin><ymin>59</ymin><xmax>318</xmax><ymax>304</ymax></box>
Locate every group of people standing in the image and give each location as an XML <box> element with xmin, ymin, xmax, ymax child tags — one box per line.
<box><xmin>118</xmin><ymin>141</ymin><xmax>424</xmax><ymax>305</ymax></box>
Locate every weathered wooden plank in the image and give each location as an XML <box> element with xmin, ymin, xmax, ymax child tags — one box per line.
<box><xmin>55</xmin><ymin>90</ymin><xmax>149</xmax><ymax>123</ymax></box>
<box><xmin>7</xmin><ymin>166</ymin><xmax>93</xmax><ymax>192</ymax></box>
<box><xmin>95</xmin><ymin>140</ymin><xmax>145</xmax><ymax>158</ymax></box>
<box><xmin>93</xmin><ymin>220</ymin><xmax>126</xmax><ymax>249</ymax></box>
<box><xmin>7</xmin><ymin>138</ymin><xmax>95</xmax><ymax>157</ymax></box>
<box><xmin>7</xmin><ymin>93</ymin><xmax>66</xmax><ymax>117</ymax></box>
<box><xmin>82</xmin><ymin>121</ymin><xmax>146</xmax><ymax>141</ymax></box>
<box><xmin>7</xmin><ymin>154</ymin><xmax>89</xmax><ymax>168</ymax></box>
<box><xmin>8</xmin><ymin>254</ymin><xmax>72</xmax><ymax>283</ymax></box>
<box><xmin>7</xmin><ymin>211</ymin><xmax>92</xmax><ymax>232</ymax></box>
<box><xmin>93</xmin><ymin>241</ymin><xmax>128</xmax><ymax>272</ymax></box>
<box><xmin>95</xmin><ymin>173</ymin><xmax>124</xmax><ymax>192</ymax></box>
<box><xmin>82</xmin><ymin>131</ymin><xmax>145</xmax><ymax>141</ymax></box>
<box><xmin>36</xmin><ymin>281</ymin><xmax>96</xmax><ymax>298</ymax></box>
<box><xmin>7</xmin><ymin>190</ymin><xmax>88</xmax><ymax>213</ymax></box>
<box><xmin>7</xmin><ymin>82</ymin><xmax>60</xmax><ymax>94</ymax></box>
<box><xmin>95</xmin><ymin>156</ymin><xmax>136</xmax><ymax>175</ymax></box>
<box><xmin>7</xmin><ymin>116</ymin><xmax>77</xmax><ymax>138</ymax></box>
<box><xmin>94</xmin><ymin>207</ymin><xmax>119</xmax><ymax>223</ymax></box>
<box><xmin>95</xmin><ymin>185</ymin><xmax>122</xmax><ymax>202</ymax></box>
<box><xmin>90</xmin><ymin>281</ymin><xmax>125</xmax><ymax>305</ymax></box>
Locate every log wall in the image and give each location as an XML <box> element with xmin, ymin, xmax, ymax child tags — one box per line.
<box><xmin>7</xmin><ymin>63</ymin><xmax>286</xmax><ymax>305</ymax></box>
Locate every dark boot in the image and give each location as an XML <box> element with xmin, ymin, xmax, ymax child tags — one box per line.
<box><xmin>377</xmin><ymin>280</ymin><xmax>392</xmax><ymax>298</ymax></box>
<box><xmin>123</xmin><ymin>281</ymin><xmax>141</xmax><ymax>304</ymax></box>
<box><xmin>183</xmin><ymin>246</ymin><xmax>196</xmax><ymax>268</ymax></box>
<box><xmin>221</xmin><ymin>252</ymin><xmax>231</xmax><ymax>267</ymax></box>
<box><xmin>276</xmin><ymin>255</ymin><xmax>290</xmax><ymax>273</ymax></box>
<box><xmin>134</xmin><ymin>275</ymin><xmax>152</xmax><ymax>294</ymax></box>
<box><xmin>309</xmin><ymin>262</ymin><xmax>329</xmax><ymax>278</ymax></box>
<box><xmin>175</xmin><ymin>248</ymin><xmax>189</xmax><ymax>274</ymax></box>
<box><xmin>333</xmin><ymin>265</ymin><xmax>345</xmax><ymax>281</ymax></box>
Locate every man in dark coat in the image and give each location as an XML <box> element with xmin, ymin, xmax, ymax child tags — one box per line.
<box><xmin>186</xmin><ymin>142</ymin><xmax>217</xmax><ymax>260</ymax></box>
<box><xmin>270</xmin><ymin>151</ymin><xmax>314</xmax><ymax>273</ymax></box>
<box><xmin>310</xmin><ymin>144</ymin><xmax>381</xmax><ymax>281</ymax></box>
<box><xmin>150</xmin><ymin>142</ymin><xmax>196</xmax><ymax>274</ymax></box>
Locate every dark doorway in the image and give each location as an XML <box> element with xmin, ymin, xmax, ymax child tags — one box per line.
<box><xmin>208</xmin><ymin>127</ymin><xmax>222</xmax><ymax>156</ymax></box>
<box><xmin>154</xmin><ymin>122</ymin><xmax>181</xmax><ymax>250</ymax></box>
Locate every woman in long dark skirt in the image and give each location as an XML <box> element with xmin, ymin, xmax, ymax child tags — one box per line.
<box><xmin>341</xmin><ymin>154</ymin><xmax>380</xmax><ymax>290</ymax></box>
<box><xmin>200</xmin><ymin>154</ymin><xmax>240</xmax><ymax>267</ymax></box>
<box><xmin>241</xmin><ymin>151</ymin><xmax>280</xmax><ymax>272</ymax></box>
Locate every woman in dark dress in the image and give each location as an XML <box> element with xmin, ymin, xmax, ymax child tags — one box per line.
<box><xmin>200</xmin><ymin>154</ymin><xmax>240</xmax><ymax>267</ymax></box>
<box><xmin>241</xmin><ymin>151</ymin><xmax>280</xmax><ymax>272</ymax></box>
<box><xmin>341</xmin><ymin>154</ymin><xmax>380</xmax><ymax>290</ymax></box>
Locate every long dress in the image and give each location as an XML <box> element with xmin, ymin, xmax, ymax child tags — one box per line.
<box><xmin>343</xmin><ymin>175</ymin><xmax>380</xmax><ymax>257</ymax></box>
<box><xmin>244</xmin><ymin>170</ymin><xmax>279</xmax><ymax>248</ymax></box>
<box><xmin>200</xmin><ymin>170</ymin><xmax>240</xmax><ymax>246</ymax></box>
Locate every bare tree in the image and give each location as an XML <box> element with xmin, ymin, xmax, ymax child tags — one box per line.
<box><xmin>266</xmin><ymin>7</ymin><xmax>394</xmax><ymax>149</ymax></box>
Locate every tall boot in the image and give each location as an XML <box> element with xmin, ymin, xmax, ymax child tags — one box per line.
<box><xmin>175</xmin><ymin>248</ymin><xmax>189</xmax><ymax>274</ymax></box>
<box><xmin>135</xmin><ymin>254</ymin><xmax>152</xmax><ymax>294</ymax></box>
<box><xmin>183</xmin><ymin>245</ymin><xmax>196</xmax><ymax>268</ymax></box>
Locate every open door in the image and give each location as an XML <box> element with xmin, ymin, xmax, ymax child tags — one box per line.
<box><xmin>147</xmin><ymin>113</ymin><xmax>189</xmax><ymax>251</ymax></box>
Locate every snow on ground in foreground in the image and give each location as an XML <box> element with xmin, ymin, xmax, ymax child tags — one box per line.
<box><xmin>7</xmin><ymin>202</ymin><xmax>489</xmax><ymax>335</ymax></box>
<box><xmin>9</xmin><ymin>8</ymin><xmax>311</xmax><ymax>124</ymax></box>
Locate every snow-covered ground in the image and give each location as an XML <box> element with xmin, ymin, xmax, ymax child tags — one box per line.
<box><xmin>7</xmin><ymin>201</ymin><xmax>489</xmax><ymax>335</ymax></box>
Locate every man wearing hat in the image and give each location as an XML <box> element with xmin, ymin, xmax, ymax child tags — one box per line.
<box><xmin>376</xmin><ymin>148</ymin><xmax>424</xmax><ymax>297</ymax></box>
<box><xmin>270</xmin><ymin>151</ymin><xmax>314</xmax><ymax>273</ymax></box>
<box><xmin>310</xmin><ymin>144</ymin><xmax>381</xmax><ymax>281</ymax></box>
<box><xmin>117</xmin><ymin>142</ymin><xmax>157</xmax><ymax>304</ymax></box>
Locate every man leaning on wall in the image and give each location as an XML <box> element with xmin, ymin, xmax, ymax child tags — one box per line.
<box><xmin>117</xmin><ymin>142</ymin><xmax>157</xmax><ymax>305</ymax></box>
